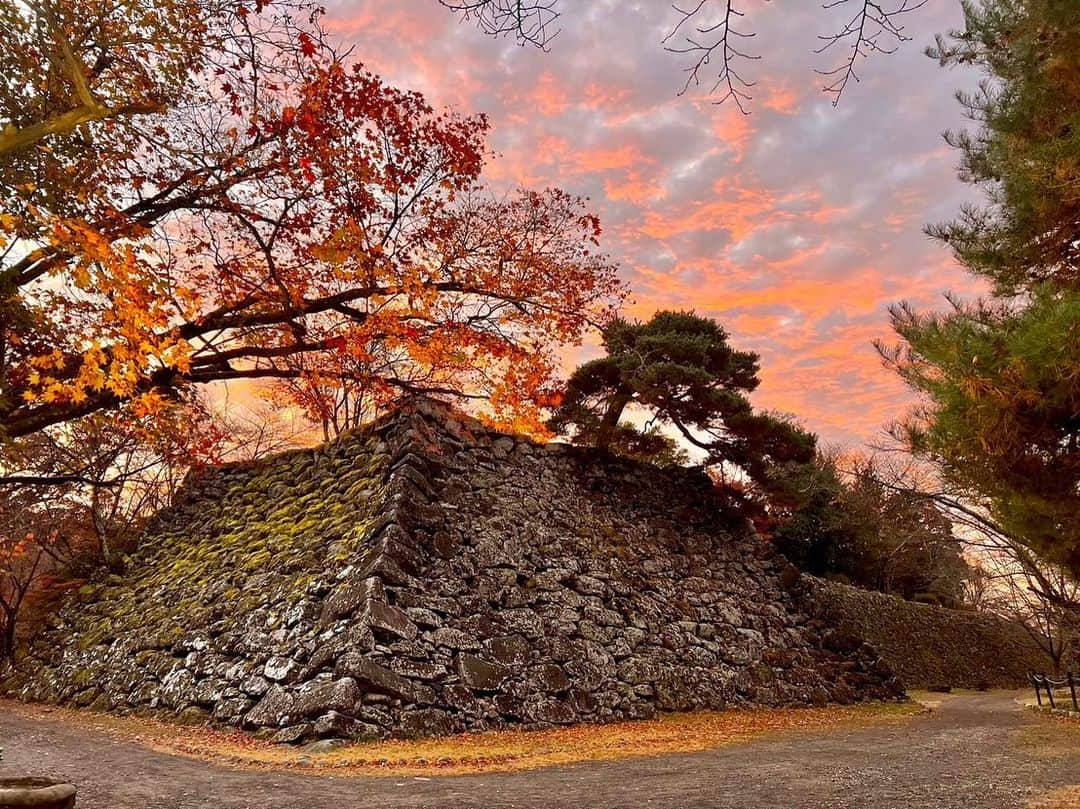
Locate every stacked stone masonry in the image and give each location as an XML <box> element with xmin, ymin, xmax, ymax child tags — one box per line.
<box><xmin>806</xmin><ymin>578</ymin><xmax>1055</xmax><ymax>689</ymax></box>
<box><xmin>6</xmin><ymin>400</ymin><xmax>903</xmax><ymax>742</ymax></box>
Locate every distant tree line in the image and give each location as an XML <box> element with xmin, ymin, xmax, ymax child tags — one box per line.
<box><xmin>769</xmin><ymin>453</ymin><xmax>971</xmax><ymax>605</ymax></box>
<box><xmin>546</xmin><ymin>309</ymin><xmax>971</xmax><ymax>607</ymax></box>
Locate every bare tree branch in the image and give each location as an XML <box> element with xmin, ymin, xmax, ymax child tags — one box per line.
<box><xmin>0</xmin><ymin>474</ymin><xmax>124</xmax><ymax>488</ymax></box>
<box><xmin>444</xmin><ymin>0</ymin><xmax>931</xmax><ymax>110</ymax></box>
<box><xmin>440</xmin><ymin>0</ymin><xmax>561</xmax><ymax>49</ymax></box>
<box><xmin>815</xmin><ymin>0</ymin><xmax>928</xmax><ymax>105</ymax></box>
<box><xmin>663</xmin><ymin>0</ymin><xmax>759</xmax><ymax>114</ymax></box>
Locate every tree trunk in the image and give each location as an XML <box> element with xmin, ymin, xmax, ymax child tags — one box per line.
<box><xmin>1051</xmin><ymin>649</ymin><xmax>1063</xmax><ymax>676</ymax></box>
<box><xmin>595</xmin><ymin>389</ymin><xmax>633</xmax><ymax>450</ymax></box>
<box><xmin>0</xmin><ymin>613</ymin><xmax>16</xmax><ymax>663</ymax></box>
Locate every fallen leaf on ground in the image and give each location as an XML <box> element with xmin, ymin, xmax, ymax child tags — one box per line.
<box><xmin>3</xmin><ymin>699</ymin><xmax>922</xmax><ymax>777</ymax></box>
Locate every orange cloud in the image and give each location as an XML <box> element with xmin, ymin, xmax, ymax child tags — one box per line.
<box><xmin>582</xmin><ymin>82</ymin><xmax>633</xmax><ymax>112</ymax></box>
<box><xmin>760</xmin><ymin>84</ymin><xmax>800</xmax><ymax>114</ymax></box>
<box><xmin>529</xmin><ymin>72</ymin><xmax>571</xmax><ymax>116</ymax></box>
<box><xmin>605</xmin><ymin>173</ymin><xmax>665</xmax><ymax>203</ymax></box>
<box><xmin>300</xmin><ymin>0</ymin><xmax>987</xmax><ymax>449</ymax></box>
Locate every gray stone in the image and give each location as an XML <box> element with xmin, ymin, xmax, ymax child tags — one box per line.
<box><xmin>239</xmin><ymin>675</ymin><xmax>270</xmax><ymax>697</ymax></box>
<box><xmin>573</xmin><ymin>575</ymin><xmax>608</xmax><ymax>597</ymax></box>
<box><xmin>292</xmin><ymin>677</ymin><xmax>361</xmax><ymax>718</ymax></box>
<box><xmin>357</xmin><ymin>705</ymin><xmax>395</xmax><ymax>728</ymax></box>
<box><xmin>430</xmin><ymin>628</ymin><xmax>480</xmax><ymax>650</ymax></box>
<box><xmin>322</xmin><ymin>577</ymin><xmax>384</xmax><ymax>622</ymax></box>
<box><xmin>456</xmin><ymin>654</ymin><xmax>510</xmax><ymax>691</ymax></box>
<box><xmin>404</xmin><ymin>608</ymin><xmax>442</xmax><ymax>628</ymax></box>
<box><xmin>544</xmin><ymin>636</ymin><xmax>577</xmax><ymax>663</ymax></box>
<box><xmin>193</xmin><ymin>677</ymin><xmax>228</xmax><ymax>706</ymax></box>
<box><xmin>312</xmin><ymin>711</ymin><xmax>380</xmax><ymax>740</ymax></box>
<box><xmin>569</xmin><ymin>688</ymin><xmax>596</xmax><ymax>714</ymax></box>
<box><xmin>442</xmin><ymin>684</ymin><xmax>480</xmax><ymax>715</ymax></box>
<box><xmin>484</xmin><ymin>635</ymin><xmax>531</xmax><ymax>667</ymax></box>
<box><xmin>263</xmin><ymin>656</ymin><xmax>299</xmax><ymax>683</ymax></box>
<box><xmin>525</xmin><ymin>697</ymin><xmax>576</xmax><ymax>725</ymax></box>
<box><xmin>565</xmin><ymin>641</ymin><xmax>615</xmax><ymax>692</ymax></box>
<box><xmin>176</xmin><ymin>705</ymin><xmax>210</xmax><ymax>725</ymax></box>
<box><xmin>365</xmin><ymin>601</ymin><xmax>418</xmax><ymax>640</ymax></box>
<box><xmin>501</xmin><ymin>609</ymin><xmax>544</xmax><ymax>639</ymax></box>
<box><xmin>400</xmin><ymin>707</ymin><xmax>454</xmax><ymax>737</ymax></box>
<box><xmin>212</xmin><ymin>693</ymin><xmax>253</xmax><ymax>723</ymax></box>
<box><xmin>526</xmin><ymin>664</ymin><xmax>569</xmax><ymax>693</ymax></box>
<box><xmin>388</xmin><ymin>659</ymin><xmax>447</xmax><ymax>681</ymax></box>
<box><xmin>244</xmin><ymin>685</ymin><xmax>297</xmax><ymax>729</ymax></box>
<box><xmin>271</xmin><ymin>723</ymin><xmax>312</xmax><ymax>744</ymax></box>
<box><xmin>159</xmin><ymin>668</ymin><xmax>196</xmax><ymax>709</ymax></box>
<box><xmin>617</xmin><ymin>657</ymin><xmax>662</xmax><ymax>685</ymax></box>
<box><xmin>334</xmin><ymin>654</ymin><xmax>413</xmax><ymax>700</ymax></box>
<box><xmin>303</xmin><ymin>738</ymin><xmax>349</xmax><ymax>753</ymax></box>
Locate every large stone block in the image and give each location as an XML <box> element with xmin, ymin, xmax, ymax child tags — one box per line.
<box><xmin>244</xmin><ymin>685</ymin><xmax>297</xmax><ymax>729</ymax></box>
<box><xmin>364</xmin><ymin>601</ymin><xmax>418</xmax><ymax>640</ymax></box>
<box><xmin>322</xmin><ymin>578</ymin><xmax>385</xmax><ymax>622</ymax></box>
<box><xmin>399</xmin><ymin>707</ymin><xmax>455</xmax><ymax>737</ymax></box>
<box><xmin>334</xmin><ymin>654</ymin><xmax>414</xmax><ymax>701</ymax></box>
<box><xmin>457</xmin><ymin>653</ymin><xmax>510</xmax><ymax>691</ymax></box>
<box><xmin>292</xmin><ymin>677</ymin><xmax>361</xmax><ymax>718</ymax></box>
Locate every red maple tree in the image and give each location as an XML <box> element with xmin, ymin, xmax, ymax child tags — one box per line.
<box><xmin>1</xmin><ymin>1</ymin><xmax>624</xmax><ymax>447</ymax></box>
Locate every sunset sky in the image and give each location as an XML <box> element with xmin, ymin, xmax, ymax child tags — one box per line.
<box><xmin>324</xmin><ymin>1</ymin><xmax>982</xmax><ymax>449</ymax></box>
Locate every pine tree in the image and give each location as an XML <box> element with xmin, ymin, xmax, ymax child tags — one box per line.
<box><xmin>881</xmin><ymin>0</ymin><xmax>1080</xmax><ymax>576</ymax></box>
<box><xmin>551</xmin><ymin>311</ymin><xmax>815</xmax><ymax>491</ymax></box>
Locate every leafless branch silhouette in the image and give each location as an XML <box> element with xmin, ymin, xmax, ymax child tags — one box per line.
<box><xmin>441</xmin><ymin>0</ymin><xmax>931</xmax><ymax>109</ymax></box>
<box><xmin>440</xmin><ymin>0</ymin><xmax>561</xmax><ymax>49</ymax></box>
<box><xmin>815</xmin><ymin>0</ymin><xmax>929</xmax><ymax>105</ymax></box>
<box><xmin>662</xmin><ymin>0</ymin><xmax>760</xmax><ymax>114</ymax></box>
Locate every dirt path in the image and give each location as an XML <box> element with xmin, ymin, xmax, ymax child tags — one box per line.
<box><xmin>1</xmin><ymin>692</ymin><xmax>1077</xmax><ymax>808</ymax></box>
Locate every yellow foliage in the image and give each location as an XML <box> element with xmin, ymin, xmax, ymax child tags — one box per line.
<box><xmin>2</xmin><ymin>699</ymin><xmax>921</xmax><ymax>778</ymax></box>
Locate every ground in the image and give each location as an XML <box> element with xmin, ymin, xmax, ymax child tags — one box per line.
<box><xmin>1</xmin><ymin>692</ymin><xmax>1077</xmax><ymax>808</ymax></box>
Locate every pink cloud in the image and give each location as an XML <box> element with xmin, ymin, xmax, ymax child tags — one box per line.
<box><xmin>309</xmin><ymin>0</ymin><xmax>980</xmax><ymax>449</ymax></box>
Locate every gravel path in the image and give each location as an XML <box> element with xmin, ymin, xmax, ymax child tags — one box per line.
<box><xmin>1</xmin><ymin>691</ymin><xmax>1076</xmax><ymax>808</ymax></box>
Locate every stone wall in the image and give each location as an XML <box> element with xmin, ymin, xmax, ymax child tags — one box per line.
<box><xmin>5</xmin><ymin>401</ymin><xmax>902</xmax><ymax>742</ymax></box>
<box><xmin>806</xmin><ymin>578</ymin><xmax>1054</xmax><ymax>688</ymax></box>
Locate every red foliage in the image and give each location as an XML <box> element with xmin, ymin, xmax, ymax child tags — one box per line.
<box><xmin>2</xmin><ymin>2</ymin><xmax>624</xmax><ymax>447</ymax></box>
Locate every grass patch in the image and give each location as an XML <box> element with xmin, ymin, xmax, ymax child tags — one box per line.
<box><xmin>1023</xmin><ymin>697</ymin><xmax>1080</xmax><ymax>721</ymax></box>
<box><xmin>4</xmin><ymin>700</ymin><xmax>921</xmax><ymax>778</ymax></box>
<box><xmin>1028</xmin><ymin>785</ymin><xmax>1080</xmax><ymax>809</ymax></box>
<box><xmin>1014</xmin><ymin>712</ymin><xmax>1080</xmax><ymax>760</ymax></box>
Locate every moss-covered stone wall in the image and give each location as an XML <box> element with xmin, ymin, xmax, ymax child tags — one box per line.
<box><xmin>807</xmin><ymin>578</ymin><xmax>1053</xmax><ymax>688</ymax></box>
<box><xmin>5</xmin><ymin>401</ymin><xmax>903</xmax><ymax>742</ymax></box>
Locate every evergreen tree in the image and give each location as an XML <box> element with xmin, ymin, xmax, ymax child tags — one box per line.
<box><xmin>924</xmin><ymin>0</ymin><xmax>1080</xmax><ymax>293</ymax></box>
<box><xmin>551</xmin><ymin>311</ymin><xmax>815</xmax><ymax>491</ymax></box>
<box><xmin>881</xmin><ymin>0</ymin><xmax>1080</xmax><ymax>576</ymax></box>
<box><xmin>773</xmin><ymin>453</ymin><xmax>971</xmax><ymax>605</ymax></box>
<box><xmin>770</xmin><ymin>457</ymin><xmax>865</xmax><ymax>578</ymax></box>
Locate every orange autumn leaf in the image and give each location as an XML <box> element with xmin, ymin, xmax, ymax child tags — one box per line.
<box><xmin>2</xmin><ymin>2</ymin><xmax>624</xmax><ymax>448</ymax></box>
